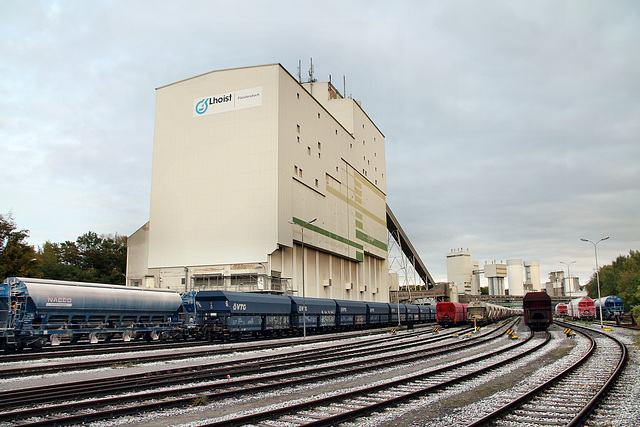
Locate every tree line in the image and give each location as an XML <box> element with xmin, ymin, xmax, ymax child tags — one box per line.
<box><xmin>0</xmin><ymin>212</ymin><xmax>126</xmax><ymax>285</ymax></box>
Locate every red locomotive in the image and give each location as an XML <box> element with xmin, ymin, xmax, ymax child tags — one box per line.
<box><xmin>555</xmin><ymin>303</ymin><xmax>568</xmax><ymax>317</ymax></box>
<box><xmin>567</xmin><ymin>297</ymin><xmax>595</xmax><ymax>321</ymax></box>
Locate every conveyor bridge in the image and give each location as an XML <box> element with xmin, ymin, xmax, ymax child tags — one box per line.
<box><xmin>387</xmin><ymin>204</ymin><xmax>436</xmax><ymax>289</ymax></box>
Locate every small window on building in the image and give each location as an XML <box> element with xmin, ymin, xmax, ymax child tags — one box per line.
<box><xmin>335</xmin><ymin>129</ymin><xmax>338</xmax><ymax>135</ymax></box>
<box><xmin>318</xmin><ymin>153</ymin><xmax>321</xmax><ymax>159</ymax></box>
<box><xmin>297</xmin><ymin>124</ymin><xmax>300</xmax><ymax>133</ymax></box>
<box><xmin>318</xmin><ymin>113</ymin><xmax>321</xmax><ymax>119</ymax></box>
<box><xmin>297</xmin><ymin>136</ymin><xmax>300</xmax><ymax>143</ymax></box>
<box><xmin>300</xmin><ymin>168</ymin><xmax>303</xmax><ymax>177</ymax></box>
<box><xmin>336</xmin><ymin>166</ymin><xmax>339</xmax><ymax>172</ymax></box>
<box><xmin>318</xmin><ymin>142</ymin><xmax>321</xmax><ymax>149</ymax></box>
<box><xmin>297</xmin><ymin>93</ymin><xmax>300</xmax><ymax>99</ymax></box>
<box><xmin>350</xmin><ymin>143</ymin><xmax>353</xmax><ymax>149</ymax></box>
<box><xmin>308</xmin><ymin>147</ymin><xmax>311</xmax><ymax>155</ymax></box>
<box><xmin>315</xmin><ymin>179</ymin><xmax>319</xmax><ymax>187</ymax></box>
<box><xmin>294</xmin><ymin>165</ymin><xmax>298</xmax><ymax>174</ymax></box>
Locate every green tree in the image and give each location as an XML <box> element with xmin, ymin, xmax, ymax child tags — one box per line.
<box><xmin>37</xmin><ymin>232</ymin><xmax>127</xmax><ymax>284</ymax></box>
<box><xmin>0</xmin><ymin>212</ymin><xmax>39</xmax><ymax>279</ymax></box>
<box><xmin>38</xmin><ymin>241</ymin><xmax>82</xmax><ymax>281</ymax></box>
<box><xmin>585</xmin><ymin>250</ymin><xmax>640</xmax><ymax>311</ymax></box>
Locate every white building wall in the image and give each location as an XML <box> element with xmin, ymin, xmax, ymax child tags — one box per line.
<box><xmin>126</xmin><ymin>222</ymin><xmax>150</xmax><ymax>287</ymax></box>
<box><xmin>149</xmin><ymin>65</ymin><xmax>280</xmax><ymax>268</ymax></box>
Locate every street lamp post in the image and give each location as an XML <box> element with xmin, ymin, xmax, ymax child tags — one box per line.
<box><xmin>580</xmin><ymin>236</ymin><xmax>609</xmax><ymax>328</ymax></box>
<box><xmin>291</xmin><ymin>217</ymin><xmax>316</xmax><ymax>338</ymax></box>
<box><xmin>559</xmin><ymin>261</ymin><xmax>576</xmax><ymax>299</ymax></box>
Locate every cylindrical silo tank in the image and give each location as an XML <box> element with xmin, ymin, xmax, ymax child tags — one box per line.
<box><xmin>524</xmin><ymin>260</ymin><xmax>541</xmax><ymax>291</ymax></box>
<box><xmin>507</xmin><ymin>259</ymin><xmax>524</xmax><ymax>296</ymax></box>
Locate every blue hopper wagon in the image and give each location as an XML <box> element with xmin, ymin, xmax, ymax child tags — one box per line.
<box><xmin>335</xmin><ymin>299</ymin><xmax>367</xmax><ymax>329</ymax></box>
<box><xmin>195</xmin><ymin>291</ymin><xmax>291</xmax><ymax>341</ymax></box>
<box><xmin>290</xmin><ymin>296</ymin><xmax>336</xmax><ymax>333</ymax></box>
<box><xmin>366</xmin><ymin>301</ymin><xmax>391</xmax><ymax>326</ymax></box>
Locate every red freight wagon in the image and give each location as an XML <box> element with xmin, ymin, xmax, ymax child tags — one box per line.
<box><xmin>436</xmin><ymin>301</ymin><xmax>468</xmax><ymax>327</ymax></box>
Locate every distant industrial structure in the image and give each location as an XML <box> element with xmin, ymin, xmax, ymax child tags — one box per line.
<box><xmin>445</xmin><ymin>249</ymin><xmax>580</xmax><ymax>299</ymax></box>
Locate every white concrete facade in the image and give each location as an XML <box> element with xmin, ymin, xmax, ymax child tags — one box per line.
<box><xmin>127</xmin><ymin>64</ymin><xmax>389</xmax><ymax>301</ymax></box>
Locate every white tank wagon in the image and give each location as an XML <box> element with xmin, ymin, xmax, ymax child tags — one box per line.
<box><xmin>1</xmin><ymin>277</ymin><xmax>184</xmax><ymax>350</ymax></box>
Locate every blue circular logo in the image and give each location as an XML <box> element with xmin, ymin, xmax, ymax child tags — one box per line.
<box><xmin>195</xmin><ymin>98</ymin><xmax>208</xmax><ymax>114</ymax></box>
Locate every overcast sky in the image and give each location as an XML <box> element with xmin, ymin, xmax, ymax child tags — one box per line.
<box><xmin>2</xmin><ymin>1</ymin><xmax>639</xmax><ymax>287</ymax></box>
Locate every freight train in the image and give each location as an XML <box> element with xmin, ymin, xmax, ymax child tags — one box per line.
<box><xmin>522</xmin><ymin>291</ymin><xmax>553</xmax><ymax>331</ymax></box>
<box><xmin>466</xmin><ymin>301</ymin><xmax>521</xmax><ymax>326</ymax></box>
<box><xmin>567</xmin><ymin>296</ymin><xmax>596</xmax><ymax>321</ymax></box>
<box><xmin>1</xmin><ymin>277</ymin><xmax>439</xmax><ymax>350</ymax></box>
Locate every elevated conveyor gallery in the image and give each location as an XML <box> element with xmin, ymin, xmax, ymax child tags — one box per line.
<box><xmin>386</xmin><ymin>204</ymin><xmax>436</xmax><ymax>289</ymax></box>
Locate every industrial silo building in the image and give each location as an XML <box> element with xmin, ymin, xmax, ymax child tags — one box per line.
<box><xmin>127</xmin><ymin>64</ymin><xmax>389</xmax><ymax>302</ymax></box>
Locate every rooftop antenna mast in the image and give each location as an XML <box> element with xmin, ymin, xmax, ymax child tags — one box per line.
<box><xmin>343</xmin><ymin>75</ymin><xmax>346</xmax><ymax>98</ymax></box>
<box><xmin>308</xmin><ymin>58</ymin><xmax>316</xmax><ymax>83</ymax></box>
<box><xmin>297</xmin><ymin>60</ymin><xmax>302</xmax><ymax>83</ymax></box>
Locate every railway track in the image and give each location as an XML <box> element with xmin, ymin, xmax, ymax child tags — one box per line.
<box><xmin>187</xmin><ymin>328</ymin><xmax>546</xmax><ymax>426</ymax></box>
<box><xmin>0</xmin><ymin>326</ymin><xmax>441</xmax><ymax>378</ymax></box>
<box><xmin>0</xmin><ymin>322</ymin><xmax>516</xmax><ymax>426</ymax></box>
<box><xmin>0</xmin><ymin>325</ymin><xmax>411</xmax><ymax>365</ymax></box>
<box><xmin>462</xmin><ymin>321</ymin><xmax>627</xmax><ymax>427</ymax></box>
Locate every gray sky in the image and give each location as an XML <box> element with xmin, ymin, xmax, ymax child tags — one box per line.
<box><xmin>2</xmin><ymin>1</ymin><xmax>639</xmax><ymax>287</ymax></box>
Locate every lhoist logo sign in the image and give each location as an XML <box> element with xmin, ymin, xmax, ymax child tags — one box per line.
<box><xmin>193</xmin><ymin>87</ymin><xmax>262</xmax><ymax>117</ymax></box>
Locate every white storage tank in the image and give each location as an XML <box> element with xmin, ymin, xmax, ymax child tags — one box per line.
<box><xmin>524</xmin><ymin>260</ymin><xmax>541</xmax><ymax>292</ymax></box>
<box><xmin>507</xmin><ymin>259</ymin><xmax>524</xmax><ymax>296</ymax></box>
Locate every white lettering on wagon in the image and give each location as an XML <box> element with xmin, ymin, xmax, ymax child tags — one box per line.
<box><xmin>232</xmin><ymin>303</ymin><xmax>247</xmax><ymax>311</ymax></box>
<box><xmin>46</xmin><ymin>297</ymin><xmax>73</xmax><ymax>307</ymax></box>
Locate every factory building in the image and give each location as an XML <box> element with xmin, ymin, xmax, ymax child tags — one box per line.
<box><xmin>446</xmin><ymin>249</ymin><xmax>480</xmax><ymax>295</ymax></box>
<box><xmin>484</xmin><ymin>262</ymin><xmax>507</xmax><ymax>295</ymax></box>
<box><xmin>126</xmin><ymin>64</ymin><xmax>390</xmax><ymax>301</ymax></box>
